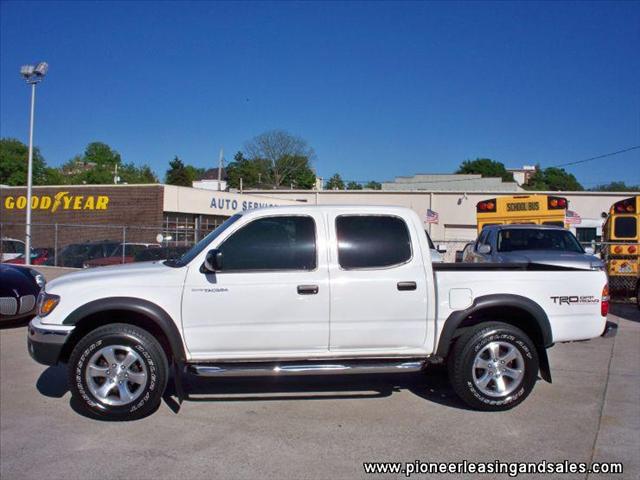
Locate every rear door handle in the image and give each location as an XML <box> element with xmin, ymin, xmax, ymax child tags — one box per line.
<box><xmin>397</xmin><ymin>281</ymin><xmax>417</xmax><ymax>291</ymax></box>
<box><xmin>297</xmin><ymin>285</ymin><xmax>319</xmax><ymax>295</ymax></box>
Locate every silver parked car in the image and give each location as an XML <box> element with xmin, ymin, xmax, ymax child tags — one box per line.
<box><xmin>467</xmin><ymin>224</ymin><xmax>604</xmax><ymax>270</ymax></box>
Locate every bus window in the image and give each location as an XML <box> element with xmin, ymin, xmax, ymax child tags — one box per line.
<box><xmin>543</xmin><ymin>221</ymin><xmax>565</xmax><ymax>227</ymax></box>
<box><xmin>614</xmin><ymin>217</ymin><xmax>637</xmax><ymax>239</ymax></box>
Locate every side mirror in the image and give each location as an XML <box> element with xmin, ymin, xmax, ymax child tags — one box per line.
<box><xmin>201</xmin><ymin>249</ymin><xmax>223</xmax><ymax>273</ymax></box>
<box><xmin>436</xmin><ymin>244</ymin><xmax>447</xmax><ymax>253</ymax></box>
<box><xmin>477</xmin><ymin>244</ymin><xmax>492</xmax><ymax>255</ymax></box>
<box><xmin>584</xmin><ymin>246</ymin><xmax>595</xmax><ymax>255</ymax></box>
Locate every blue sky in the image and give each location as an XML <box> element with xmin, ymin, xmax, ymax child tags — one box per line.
<box><xmin>1</xmin><ymin>1</ymin><xmax>639</xmax><ymax>186</ymax></box>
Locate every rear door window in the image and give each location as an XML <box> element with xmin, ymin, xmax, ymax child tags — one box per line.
<box><xmin>336</xmin><ymin>215</ymin><xmax>411</xmax><ymax>269</ymax></box>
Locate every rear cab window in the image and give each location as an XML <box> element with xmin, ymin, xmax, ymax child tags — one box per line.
<box><xmin>336</xmin><ymin>215</ymin><xmax>411</xmax><ymax>269</ymax></box>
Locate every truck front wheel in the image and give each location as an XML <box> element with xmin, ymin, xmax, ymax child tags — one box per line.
<box><xmin>68</xmin><ymin>323</ymin><xmax>169</xmax><ymax>420</ymax></box>
<box><xmin>448</xmin><ymin>322</ymin><xmax>539</xmax><ymax>411</ymax></box>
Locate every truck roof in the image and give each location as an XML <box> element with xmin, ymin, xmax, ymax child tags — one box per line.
<box><xmin>242</xmin><ymin>204</ymin><xmax>415</xmax><ymax>215</ymax></box>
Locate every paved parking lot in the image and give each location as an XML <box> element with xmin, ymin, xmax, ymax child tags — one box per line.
<box><xmin>1</xmin><ymin>305</ymin><xmax>638</xmax><ymax>479</ymax></box>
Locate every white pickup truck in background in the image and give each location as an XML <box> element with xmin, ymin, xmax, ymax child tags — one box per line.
<box><xmin>28</xmin><ymin>206</ymin><xmax>610</xmax><ymax>420</ymax></box>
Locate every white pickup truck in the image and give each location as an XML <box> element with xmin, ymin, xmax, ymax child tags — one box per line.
<box><xmin>28</xmin><ymin>206</ymin><xmax>610</xmax><ymax>420</ymax></box>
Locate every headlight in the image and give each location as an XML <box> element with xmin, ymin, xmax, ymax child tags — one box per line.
<box><xmin>29</xmin><ymin>269</ymin><xmax>46</xmax><ymax>288</ymax></box>
<box><xmin>37</xmin><ymin>292</ymin><xmax>60</xmax><ymax>317</ymax></box>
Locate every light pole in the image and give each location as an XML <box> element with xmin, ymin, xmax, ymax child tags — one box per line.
<box><xmin>20</xmin><ymin>62</ymin><xmax>48</xmax><ymax>265</ymax></box>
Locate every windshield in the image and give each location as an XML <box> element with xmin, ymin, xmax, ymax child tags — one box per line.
<box><xmin>497</xmin><ymin>229</ymin><xmax>584</xmax><ymax>253</ymax></box>
<box><xmin>165</xmin><ymin>214</ymin><xmax>242</xmax><ymax>267</ymax></box>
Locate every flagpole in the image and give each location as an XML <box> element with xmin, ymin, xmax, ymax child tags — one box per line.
<box><xmin>429</xmin><ymin>193</ymin><xmax>433</xmax><ymax>236</ymax></box>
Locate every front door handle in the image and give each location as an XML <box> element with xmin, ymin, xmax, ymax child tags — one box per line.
<box><xmin>397</xmin><ymin>281</ymin><xmax>417</xmax><ymax>291</ymax></box>
<box><xmin>297</xmin><ymin>285</ymin><xmax>319</xmax><ymax>295</ymax></box>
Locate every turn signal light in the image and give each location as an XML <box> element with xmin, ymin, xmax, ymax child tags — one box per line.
<box><xmin>38</xmin><ymin>293</ymin><xmax>60</xmax><ymax>317</ymax></box>
<box><xmin>601</xmin><ymin>284</ymin><xmax>609</xmax><ymax>317</ymax></box>
<box><xmin>629</xmin><ymin>245</ymin><xmax>637</xmax><ymax>254</ymax></box>
<box><xmin>614</xmin><ymin>245</ymin><xmax>623</xmax><ymax>254</ymax></box>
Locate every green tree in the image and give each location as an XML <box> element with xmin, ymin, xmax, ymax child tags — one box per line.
<box><xmin>524</xmin><ymin>166</ymin><xmax>583</xmax><ymax>191</ymax></box>
<box><xmin>364</xmin><ymin>180</ymin><xmax>382</xmax><ymax>190</ymax></box>
<box><xmin>119</xmin><ymin>163</ymin><xmax>158</xmax><ymax>184</ymax></box>
<box><xmin>456</xmin><ymin>158</ymin><xmax>514</xmax><ymax>182</ymax></box>
<box><xmin>244</xmin><ymin>130</ymin><xmax>316</xmax><ymax>189</ymax></box>
<box><xmin>42</xmin><ymin>167</ymin><xmax>66</xmax><ymax>185</ymax></box>
<box><xmin>326</xmin><ymin>173</ymin><xmax>345</xmax><ymax>190</ymax></box>
<box><xmin>346</xmin><ymin>181</ymin><xmax>363</xmax><ymax>190</ymax></box>
<box><xmin>165</xmin><ymin>156</ymin><xmax>193</xmax><ymax>186</ymax></box>
<box><xmin>226</xmin><ymin>151</ymin><xmax>270</xmax><ymax>189</ymax></box>
<box><xmin>83</xmin><ymin>141</ymin><xmax>122</xmax><ymax>166</ymax></box>
<box><xmin>0</xmin><ymin>138</ymin><xmax>48</xmax><ymax>185</ymax></box>
<box><xmin>276</xmin><ymin>154</ymin><xmax>316</xmax><ymax>189</ymax></box>
<box><xmin>185</xmin><ymin>165</ymin><xmax>206</xmax><ymax>183</ymax></box>
<box><xmin>590</xmin><ymin>181</ymin><xmax>639</xmax><ymax>192</ymax></box>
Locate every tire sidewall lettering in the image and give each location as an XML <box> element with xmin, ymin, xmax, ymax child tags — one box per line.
<box><xmin>74</xmin><ymin>336</ymin><xmax>157</xmax><ymax>414</ymax></box>
<box><xmin>467</xmin><ymin>331</ymin><xmax>533</xmax><ymax>406</ymax></box>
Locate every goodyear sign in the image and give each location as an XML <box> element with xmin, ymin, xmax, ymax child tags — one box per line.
<box><xmin>3</xmin><ymin>192</ymin><xmax>110</xmax><ymax>212</ymax></box>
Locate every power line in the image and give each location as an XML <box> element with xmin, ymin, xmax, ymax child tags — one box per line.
<box><xmin>552</xmin><ymin>145</ymin><xmax>640</xmax><ymax>168</ymax></box>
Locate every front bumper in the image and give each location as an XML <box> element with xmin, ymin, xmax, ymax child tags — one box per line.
<box><xmin>27</xmin><ymin>317</ymin><xmax>74</xmax><ymax>366</ymax></box>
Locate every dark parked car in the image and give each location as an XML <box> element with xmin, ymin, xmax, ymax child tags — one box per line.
<box><xmin>83</xmin><ymin>243</ymin><xmax>161</xmax><ymax>268</ymax></box>
<box><xmin>0</xmin><ymin>264</ymin><xmax>45</xmax><ymax>322</ymax></box>
<box><xmin>133</xmin><ymin>246</ymin><xmax>190</xmax><ymax>262</ymax></box>
<box><xmin>44</xmin><ymin>241</ymin><xmax>120</xmax><ymax>268</ymax></box>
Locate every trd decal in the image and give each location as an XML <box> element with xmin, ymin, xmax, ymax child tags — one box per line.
<box><xmin>550</xmin><ymin>295</ymin><xmax>599</xmax><ymax>305</ymax></box>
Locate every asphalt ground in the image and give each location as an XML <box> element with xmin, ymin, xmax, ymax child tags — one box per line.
<box><xmin>1</xmin><ymin>293</ymin><xmax>638</xmax><ymax>479</ymax></box>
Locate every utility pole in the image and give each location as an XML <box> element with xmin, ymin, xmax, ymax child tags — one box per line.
<box><xmin>217</xmin><ymin>148</ymin><xmax>224</xmax><ymax>191</ymax></box>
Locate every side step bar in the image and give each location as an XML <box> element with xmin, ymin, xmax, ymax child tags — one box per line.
<box><xmin>189</xmin><ymin>359</ymin><xmax>426</xmax><ymax>377</ymax></box>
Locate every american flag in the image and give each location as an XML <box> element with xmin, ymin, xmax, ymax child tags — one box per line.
<box><xmin>425</xmin><ymin>209</ymin><xmax>439</xmax><ymax>224</ymax></box>
<box><xmin>566</xmin><ymin>210</ymin><xmax>582</xmax><ymax>225</ymax></box>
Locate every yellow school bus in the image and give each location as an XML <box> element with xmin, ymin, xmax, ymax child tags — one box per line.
<box><xmin>601</xmin><ymin>196</ymin><xmax>639</xmax><ymax>302</ymax></box>
<box><xmin>476</xmin><ymin>194</ymin><xmax>568</xmax><ymax>232</ymax></box>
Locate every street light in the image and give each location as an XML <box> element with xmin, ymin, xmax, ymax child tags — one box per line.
<box><xmin>20</xmin><ymin>62</ymin><xmax>48</xmax><ymax>265</ymax></box>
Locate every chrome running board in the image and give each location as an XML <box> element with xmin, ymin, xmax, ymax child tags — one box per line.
<box><xmin>189</xmin><ymin>360</ymin><xmax>425</xmax><ymax>377</ymax></box>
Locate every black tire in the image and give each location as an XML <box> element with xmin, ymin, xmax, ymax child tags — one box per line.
<box><xmin>68</xmin><ymin>323</ymin><xmax>168</xmax><ymax>420</ymax></box>
<box><xmin>448</xmin><ymin>322</ymin><xmax>539</xmax><ymax>411</ymax></box>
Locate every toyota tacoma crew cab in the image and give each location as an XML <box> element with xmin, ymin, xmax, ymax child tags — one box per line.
<box><xmin>28</xmin><ymin>206</ymin><xmax>610</xmax><ymax>419</ymax></box>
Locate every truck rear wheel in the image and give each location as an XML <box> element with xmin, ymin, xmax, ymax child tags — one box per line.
<box><xmin>448</xmin><ymin>322</ymin><xmax>539</xmax><ymax>411</ymax></box>
<box><xmin>68</xmin><ymin>323</ymin><xmax>168</xmax><ymax>420</ymax></box>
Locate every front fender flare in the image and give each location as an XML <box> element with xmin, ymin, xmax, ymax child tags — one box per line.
<box><xmin>62</xmin><ymin>297</ymin><xmax>186</xmax><ymax>361</ymax></box>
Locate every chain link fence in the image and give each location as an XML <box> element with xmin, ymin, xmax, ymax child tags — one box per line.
<box><xmin>0</xmin><ymin>221</ymin><xmax>215</xmax><ymax>268</ymax></box>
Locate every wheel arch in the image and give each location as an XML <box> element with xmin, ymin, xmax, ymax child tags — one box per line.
<box><xmin>59</xmin><ymin>297</ymin><xmax>186</xmax><ymax>364</ymax></box>
<box><xmin>436</xmin><ymin>294</ymin><xmax>553</xmax><ymax>382</ymax></box>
